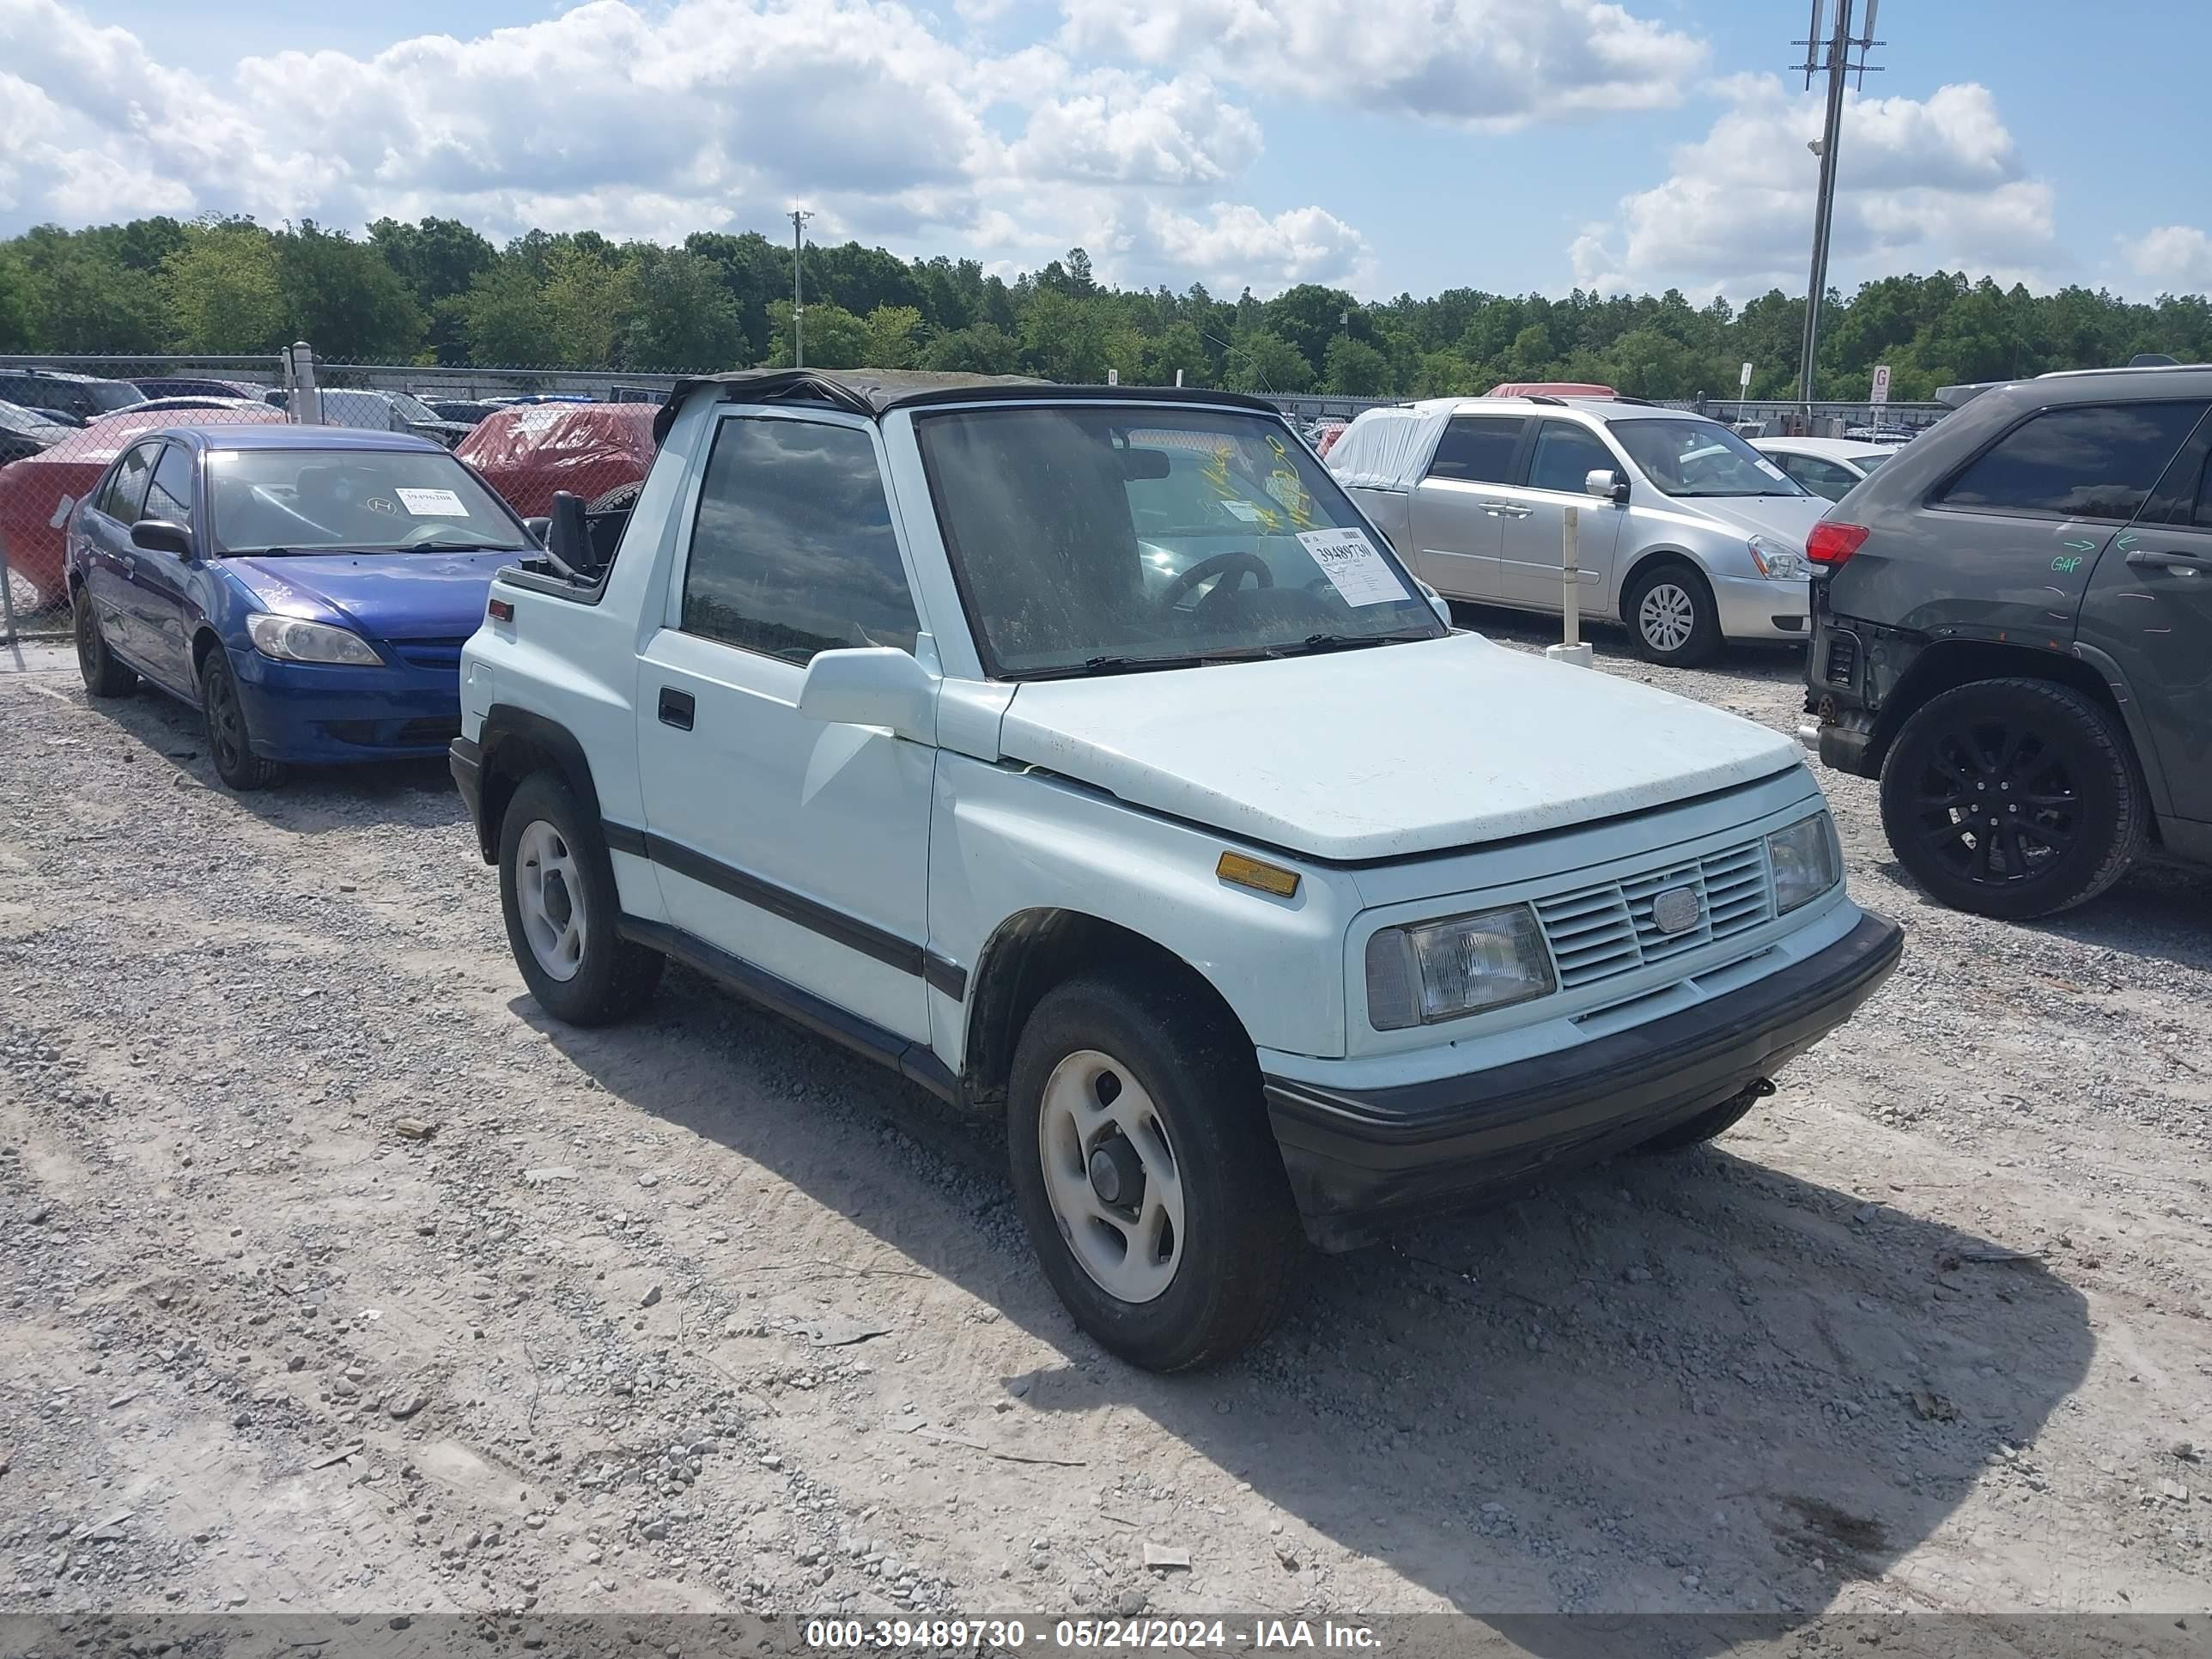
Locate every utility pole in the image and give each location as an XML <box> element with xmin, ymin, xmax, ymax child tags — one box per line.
<box><xmin>1793</xmin><ymin>1</ymin><xmax>1882</xmax><ymax>415</ymax></box>
<box><xmin>790</xmin><ymin>207</ymin><xmax>812</xmax><ymax>369</ymax></box>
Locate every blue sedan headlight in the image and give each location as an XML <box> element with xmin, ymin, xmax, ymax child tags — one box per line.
<box><xmin>246</xmin><ymin>614</ymin><xmax>383</xmax><ymax>666</ymax></box>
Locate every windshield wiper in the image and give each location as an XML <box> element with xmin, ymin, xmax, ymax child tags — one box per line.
<box><xmin>386</xmin><ymin>539</ymin><xmax>526</xmax><ymax>553</ymax></box>
<box><xmin>1295</xmin><ymin>632</ymin><xmax>1433</xmax><ymax>654</ymax></box>
<box><xmin>1009</xmin><ymin>654</ymin><xmax>1211</xmax><ymax>681</ymax></box>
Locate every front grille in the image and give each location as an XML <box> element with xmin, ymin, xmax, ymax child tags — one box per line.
<box><xmin>323</xmin><ymin>715</ymin><xmax>461</xmax><ymax>747</ymax></box>
<box><xmin>1824</xmin><ymin>631</ymin><xmax>1860</xmax><ymax>686</ymax></box>
<box><xmin>394</xmin><ymin>638</ymin><xmax>468</xmax><ymax>671</ymax></box>
<box><xmin>1532</xmin><ymin>837</ymin><xmax>1775</xmax><ymax>991</ymax></box>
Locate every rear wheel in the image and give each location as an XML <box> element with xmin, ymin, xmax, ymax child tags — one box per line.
<box><xmin>1624</xmin><ymin>561</ymin><xmax>1722</xmax><ymax>667</ymax></box>
<box><xmin>497</xmin><ymin>771</ymin><xmax>664</xmax><ymax>1024</ymax></box>
<box><xmin>1006</xmin><ymin>974</ymin><xmax>1303</xmax><ymax>1372</ymax></box>
<box><xmin>1878</xmin><ymin>678</ymin><xmax>2142</xmax><ymax>920</ymax></box>
<box><xmin>73</xmin><ymin>585</ymin><xmax>137</xmax><ymax>698</ymax></box>
<box><xmin>198</xmin><ymin>648</ymin><xmax>280</xmax><ymax>791</ymax></box>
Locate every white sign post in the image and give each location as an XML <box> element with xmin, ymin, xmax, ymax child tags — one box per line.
<box><xmin>1545</xmin><ymin>505</ymin><xmax>1596</xmax><ymax>669</ymax></box>
<box><xmin>1739</xmin><ymin>362</ymin><xmax>1753</xmax><ymax>392</ymax></box>
<box><xmin>1871</xmin><ymin>363</ymin><xmax>1891</xmax><ymax>407</ymax></box>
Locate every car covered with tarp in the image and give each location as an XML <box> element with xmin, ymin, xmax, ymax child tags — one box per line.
<box><xmin>454</xmin><ymin>402</ymin><xmax>659</xmax><ymax>520</ymax></box>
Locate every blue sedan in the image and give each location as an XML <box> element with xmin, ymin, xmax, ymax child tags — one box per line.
<box><xmin>64</xmin><ymin>425</ymin><xmax>537</xmax><ymax>790</ymax></box>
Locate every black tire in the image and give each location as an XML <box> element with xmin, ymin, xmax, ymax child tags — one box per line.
<box><xmin>1006</xmin><ymin>973</ymin><xmax>1303</xmax><ymax>1372</ymax></box>
<box><xmin>1879</xmin><ymin>678</ymin><xmax>2143</xmax><ymax>921</ymax></box>
<box><xmin>496</xmin><ymin>771</ymin><xmax>664</xmax><ymax>1024</ymax></box>
<box><xmin>1633</xmin><ymin>1085</ymin><xmax>1765</xmax><ymax>1154</ymax></box>
<box><xmin>586</xmin><ymin>480</ymin><xmax>644</xmax><ymax>514</ymax></box>
<box><xmin>73</xmin><ymin>584</ymin><xmax>137</xmax><ymax>698</ymax></box>
<box><xmin>1623</xmin><ymin>560</ymin><xmax>1723</xmax><ymax>667</ymax></box>
<box><xmin>198</xmin><ymin>648</ymin><xmax>281</xmax><ymax>791</ymax></box>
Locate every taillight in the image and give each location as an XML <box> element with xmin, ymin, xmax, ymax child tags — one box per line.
<box><xmin>488</xmin><ymin>597</ymin><xmax>514</xmax><ymax>622</ymax></box>
<box><xmin>1807</xmin><ymin>523</ymin><xmax>1870</xmax><ymax>568</ymax></box>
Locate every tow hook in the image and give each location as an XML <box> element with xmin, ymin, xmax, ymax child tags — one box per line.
<box><xmin>1796</xmin><ymin>721</ymin><xmax>1820</xmax><ymax>753</ymax></box>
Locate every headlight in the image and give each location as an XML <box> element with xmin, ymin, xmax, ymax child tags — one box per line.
<box><xmin>1364</xmin><ymin>903</ymin><xmax>1554</xmax><ymax>1030</ymax></box>
<box><xmin>1768</xmin><ymin>811</ymin><xmax>1841</xmax><ymax>913</ymax></box>
<box><xmin>246</xmin><ymin>614</ymin><xmax>383</xmax><ymax>666</ymax></box>
<box><xmin>1746</xmin><ymin>534</ymin><xmax>1803</xmax><ymax>580</ymax></box>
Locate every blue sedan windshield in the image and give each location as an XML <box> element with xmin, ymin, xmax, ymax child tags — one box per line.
<box><xmin>208</xmin><ymin>449</ymin><xmax>531</xmax><ymax>555</ymax></box>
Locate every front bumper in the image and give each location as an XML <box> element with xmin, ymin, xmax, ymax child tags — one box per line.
<box><xmin>230</xmin><ymin>644</ymin><xmax>463</xmax><ymax>764</ymax></box>
<box><xmin>1263</xmin><ymin>909</ymin><xmax>1903</xmax><ymax>1250</ymax></box>
<box><xmin>450</xmin><ymin>736</ymin><xmax>485</xmax><ymax>847</ymax></box>
<box><xmin>1710</xmin><ymin>571</ymin><xmax>1811</xmax><ymax>641</ymax></box>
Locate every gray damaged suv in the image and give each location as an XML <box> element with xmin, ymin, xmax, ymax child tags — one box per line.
<box><xmin>1328</xmin><ymin>396</ymin><xmax>1828</xmax><ymax>665</ymax></box>
<box><xmin>1805</xmin><ymin>365</ymin><xmax>2212</xmax><ymax>919</ymax></box>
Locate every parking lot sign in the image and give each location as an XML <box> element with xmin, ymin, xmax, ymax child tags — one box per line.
<box><xmin>1871</xmin><ymin>363</ymin><xmax>1892</xmax><ymax>405</ymax></box>
<box><xmin>1740</xmin><ymin>362</ymin><xmax>1753</xmax><ymax>391</ymax></box>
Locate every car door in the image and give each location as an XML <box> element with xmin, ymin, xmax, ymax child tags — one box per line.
<box><xmin>2075</xmin><ymin>409</ymin><xmax>2212</xmax><ymax>825</ymax></box>
<box><xmin>79</xmin><ymin>441</ymin><xmax>161</xmax><ymax>668</ymax></box>
<box><xmin>1406</xmin><ymin>414</ymin><xmax>1526</xmax><ymax>600</ymax></box>
<box><xmin>119</xmin><ymin>441</ymin><xmax>203</xmax><ymax>691</ymax></box>
<box><xmin>633</xmin><ymin>408</ymin><xmax>938</xmax><ymax>1046</ymax></box>
<box><xmin>1495</xmin><ymin>419</ymin><xmax>1627</xmax><ymax>610</ymax></box>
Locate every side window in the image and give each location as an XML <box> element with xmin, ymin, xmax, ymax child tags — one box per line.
<box><xmin>1782</xmin><ymin>454</ymin><xmax>1856</xmax><ymax>499</ymax></box>
<box><xmin>1936</xmin><ymin>402</ymin><xmax>2209</xmax><ymax>523</ymax></box>
<box><xmin>1527</xmin><ymin>422</ymin><xmax>1619</xmax><ymax>494</ymax></box>
<box><xmin>1424</xmin><ymin>416</ymin><xmax>1524</xmax><ymax>484</ymax></box>
<box><xmin>144</xmin><ymin>444</ymin><xmax>196</xmax><ymax>532</ymax></box>
<box><xmin>100</xmin><ymin>443</ymin><xmax>160</xmax><ymax>523</ymax></box>
<box><xmin>681</xmin><ymin>417</ymin><xmax>919</xmax><ymax>665</ymax></box>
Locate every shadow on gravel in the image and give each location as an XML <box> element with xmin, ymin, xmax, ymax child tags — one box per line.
<box><xmin>1874</xmin><ymin>855</ymin><xmax>2212</xmax><ymax>975</ymax></box>
<box><xmin>527</xmin><ymin>967</ymin><xmax>2093</xmax><ymax>1638</ymax></box>
<box><xmin>74</xmin><ymin>684</ymin><xmax>463</xmax><ymax>833</ymax></box>
<box><xmin>1449</xmin><ymin>603</ymin><xmax>1811</xmax><ymax>684</ymax></box>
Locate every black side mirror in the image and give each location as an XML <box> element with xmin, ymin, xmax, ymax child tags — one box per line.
<box><xmin>543</xmin><ymin>490</ymin><xmax>593</xmax><ymax>583</ymax></box>
<box><xmin>130</xmin><ymin>520</ymin><xmax>192</xmax><ymax>557</ymax></box>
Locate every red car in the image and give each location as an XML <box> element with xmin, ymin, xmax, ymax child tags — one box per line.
<box><xmin>455</xmin><ymin>403</ymin><xmax>659</xmax><ymax>520</ymax></box>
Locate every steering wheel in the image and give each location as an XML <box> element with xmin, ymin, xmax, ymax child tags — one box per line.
<box><xmin>1158</xmin><ymin>550</ymin><xmax>1273</xmax><ymax>613</ymax></box>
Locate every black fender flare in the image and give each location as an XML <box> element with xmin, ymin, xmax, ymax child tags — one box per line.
<box><xmin>471</xmin><ymin>703</ymin><xmax>605</xmax><ymax>863</ymax></box>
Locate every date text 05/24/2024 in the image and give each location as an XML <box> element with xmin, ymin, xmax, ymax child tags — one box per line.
<box><xmin>801</xmin><ymin>1618</ymin><xmax>1382</xmax><ymax>1650</ymax></box>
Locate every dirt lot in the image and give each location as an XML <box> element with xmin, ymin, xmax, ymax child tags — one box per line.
<box><xmin>3</xmin><ymin>612</ymin><xmax>2209</xmax><ymax>1635</ymax></box>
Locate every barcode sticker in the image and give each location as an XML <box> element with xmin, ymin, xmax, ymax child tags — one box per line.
<box><xmin>1297</xmin><ymin>527</ymin><xmax>1407</xmax><ymax>607</ymax></box>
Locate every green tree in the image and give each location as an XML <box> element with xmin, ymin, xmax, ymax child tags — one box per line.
<box><xmin>1261</xmin><ymin>284</ymin><xmax>1359</xmax><ymax>370</ymax></box>
<box><xmin>271</xmin><ymin>222</ymin><xmax>424</xmax><ymax>359</ymax></box>
<box><xmin>457</xmin><ymin>258</ymin><xmax>557</xmax><ymax>366</ymax></box>
<box><xmin>161</xmin><ymin>222</ymin><xmax>286</xmax><ymax>353</ymax></box>
<box><xmin>1224</xmin><ymin>329</ymin><xmax>1313</xmax><ymax>394</ymax></box>
<box><xmin>541</xmin><ymin>244</ymin><xmax>632</xmax><ymax>367</ymax></box>
<box><xmin>1322</xmin><ymin>335</ymin><xmax>1390</xmax><ymax>395</ymax></box>
<box><xmin>18</xmin><ymin>240</ymin><xmax>166</xmax><ymax>353</ymax></box>
<box><xmin>860</xmin><ymin>304</ymin><xmax>924</xmax><ymax>368</ymax></box>
<box><xmin>764</xmin><ymin>299</ymin><xmax>868</xmax><ymax>369</ymax></box>
<box><xmin>1142</xmin><ymin>319</ymin><xmax>1212</xmax><ymax>387</ymax></box>
<box><xmin>1021</xmin><ymin>289</ymin><xmax>1123</xmax><ymax>382</ymax></box>
<box><xmin>622</xmin><ymin>246</ymin><xmax>746</xmax><ymax>370</ymax></box>
<box><xmin>921</xmin><ymin>323</ymin><xmax>1021</xmax><ymax>374</ymax></box>
<box><xmin>0</xmin><ymin>247</ymin><xmax>36</xmax><ymax>351</ymax></box>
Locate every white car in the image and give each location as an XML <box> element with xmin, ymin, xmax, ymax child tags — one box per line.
<box><xmin>1327</xmin><ymin>397</ymin><xmax>1828</xmax><ymax>665</ymax></box>
<box><xmin>264</xmin><ymin>386</ymin><xmax>473</xmax><ymax>448</ymax></box>
<box><xmin>451</xmin><ymin>370</ymin><xmax>1902</xmax><ymax>1370</ymax></box>
<box><xmin>1751</xmin><ymin>436</ymin><xmax>1900</xmax><ymax>503</ymax></box>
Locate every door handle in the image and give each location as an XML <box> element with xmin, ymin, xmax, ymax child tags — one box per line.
<box><xmin>657</xmin><ymin>687</ymin><xmax>696</xmax><ymax>730</ymax></box>
<box><xmin>1477</xmin><ymin>501</ymin><xmax>1532</xmax><ymax>518</ymax></box>
<box><xmin>2125</xmin><ymin>549</ymin><xmax>2205</xmax><ymax>574</ymax></box>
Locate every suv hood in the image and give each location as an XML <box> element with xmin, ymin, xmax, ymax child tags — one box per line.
<box><xmin>998</xmin><ymin>634</ymin><xmax>1804</xmax><ymax>862</ymax></box>
<box><xmin>226</xmin><ymin>549</ymin><xmax>518</xmax><ymax>641</ymax></box>
<box><xmin>1671</xmin><ymin>492</ymin><xmax>1828</xmax><ymax>550</ymax></box>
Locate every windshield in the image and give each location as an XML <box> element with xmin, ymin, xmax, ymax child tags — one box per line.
<box><xmin>386</xmin><ymin>391</ymin><xmax>440</xmax><ymax>423</ymax></box>
<box><xmin>1853</xmin><ymin>451</ymin><xmax>1893</xmax><ymax>473</ymax></box>
<box><xmin>915</xmin><ymin>406</ymin><xmax>1445</xmax><ymax>678</ymax></box>
<box><xmin>85</xmin><ymin>380</ymin><xmax>147</xmax><ymax>413</ymax></box>
<box><xmin>206</xmin><ymin>448</ymin><xmax>532</xmax><ymax>555</ymax></box>
<box><xmin>1613</xmin><ymin>418</ymin><xmax>1809</xmax><ymax>499</ymax></box>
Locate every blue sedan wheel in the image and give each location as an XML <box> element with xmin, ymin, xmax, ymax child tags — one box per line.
<box><xmin>198</xmin><ymin>649</ymin><xmax>282</xmax><ymax>792</ymax></box>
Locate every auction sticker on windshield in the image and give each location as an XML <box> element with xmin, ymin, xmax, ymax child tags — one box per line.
<box><xmin>1298</xmin><ymin>526</ymin><xmax>1407</xmax><ymax>607</ymax></box>
<box><xmin>395</xmin><ymin>487</ymin><xmax>467</xmax><ymax>515</ymax></box>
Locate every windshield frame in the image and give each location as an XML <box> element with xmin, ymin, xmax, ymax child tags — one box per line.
<box><xmin>909</xmin><ymin>397</ymin><xmax>1447</xmax><ymax>683</ymax></box>
<box><xmin>1612</xmin><ymin>416</ymin><xmax>1813</xmax><ymax>500</ymax></box>
<box><xmin>204</xmin><ymin>444</ymin><xmax>536</xmax><ymax>557</ymax></box>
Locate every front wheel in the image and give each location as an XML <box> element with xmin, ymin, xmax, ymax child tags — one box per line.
<box><xmin>74</xmin><ymin>585</ymin><xmax>138</xmax><ymax>698</ymax></box>
<box><xmin>1006</xmin><ymin>975</ymin><xmax>1302</xmax><ymax>1372</ymax></box>
<box><xmin>1624</xmin><ymin>562</ymin><xmax>1722</xmax><ymax>667</ymax></box>
<box><xmin>198</xmin><ymin>648</ymin><xmax>281</xmax><ymax>791</ymax></box>
<box><xmin>497</xmin><ymin>772</ymin><xmax>664</xmax><ymax>1024</ymax></box>
<box><xmin>1878</xmin><ymin>678</ymin><xmax>2142</xmax><ymax>921</ymax></box>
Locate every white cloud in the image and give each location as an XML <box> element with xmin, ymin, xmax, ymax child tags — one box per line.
<box><xmin>1571</xmin><ymin>77</ymin><xmax>2057</xmax><ymax>297</ymax></box>
<box><xmin>0</xmin><ymin>0</ymin><xmax>1365</xmax><ymax>297</ymax></box>
<box><xmin>1140</xmin><ymin>202</ymin><xmax>1373</xmax><ymax>291</ymax></box>
<box><xmin>1060</xmin><ymin>0</ymin><xmax>1706</xmax><ymax>129</ymax></box>
<box><xmin>2127</xmin><ymin>226</ymin><xmax>2212</xmax><ymax>294</ymax></box>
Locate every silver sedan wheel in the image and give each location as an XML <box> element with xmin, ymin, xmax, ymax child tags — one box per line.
<box><xmin>514</xmin><ymin>818</ymin><xmax>587</xmax><ymax>981</ymax></box>
<box><xmin>1038</xmin><ymin>1048</ymin><xmax>1184</xmax><ymax>1305</ymax></box>
<box><xmin>1638</xmin><ymin>581</ymin><xmax>1698</xmax><ymax>653</ymax></box>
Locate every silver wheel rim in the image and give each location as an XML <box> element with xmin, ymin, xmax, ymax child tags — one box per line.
<box><xmin>1638</xmin><ymin>582</ymin><xmax>1696</xmax><ymax>652</ymax></box>
<box><xmin>514</xmin><ymin>819</ymin><xmax>586</xmax><ymax>982</ymax></box>
<box><xmin>1038</xmin><ymin>1048</ymin><xmax>1184</xmax><ymax>1305</ymax></box>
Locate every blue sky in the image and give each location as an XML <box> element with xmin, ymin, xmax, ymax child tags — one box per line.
<box><xmin>8</xmin><ymin>0</ymin><xmax>2209</xmax><ymax>302</ymax></box>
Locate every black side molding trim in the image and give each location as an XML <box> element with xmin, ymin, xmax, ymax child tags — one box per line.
<box><xmin>617</xmin><ymin>915</ymin><xmax>958</xmax><ymax>1102</ymax></box>
<box><xmin>605</xmin><ymin>818</ymin><xmax>966</xmax><ymax>1003</ymax></box>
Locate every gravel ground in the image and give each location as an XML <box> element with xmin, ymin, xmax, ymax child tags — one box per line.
<box><xmin>3</xmin><ymin>611</ymin><xmax>2209</xmax><ymax>1635</ymax></box>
